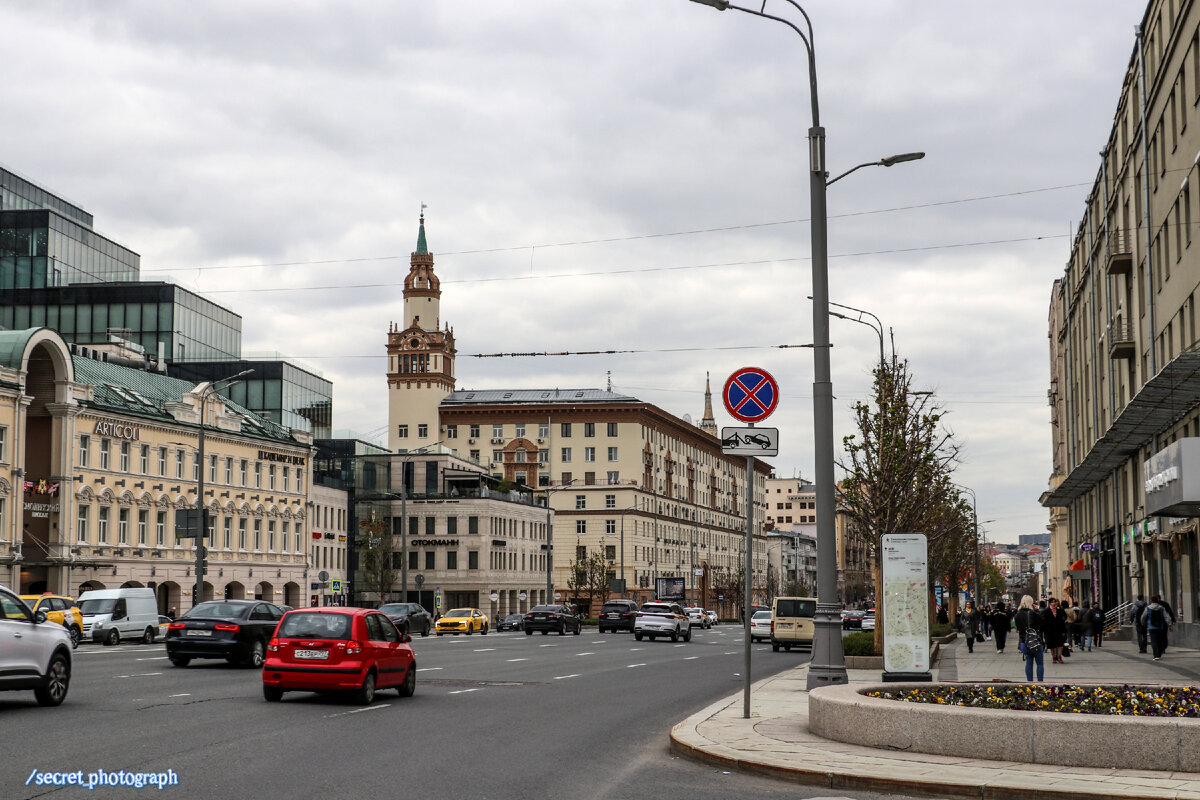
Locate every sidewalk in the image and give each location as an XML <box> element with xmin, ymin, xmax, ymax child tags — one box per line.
<box><xmin>670</xmin><ymin>635</ymin><xmax>1200</xmax><ymax>799</ymax></box>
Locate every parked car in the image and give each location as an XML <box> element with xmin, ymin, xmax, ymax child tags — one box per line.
<box><xmin>771</xmin><ymin>596</ymin><xmax>816</xmax><ymax>652</ymax></box>
<box><xmin>21</xmin><ymin>593</ymin><xmax>83</xmax><ymax>648</ymax></box>
<box><xmin>706</xmin><ymin>610</ymin><xmax>718</xmax><ymax>627</ymax></box>
<box><xmin>78</xmin><ymin>587</ymin><xmax>159</xmax><ymax>645</ymax></box>
<box><xmin>263</xmin><ymin>607</ymin><xmax>415</xmax><ymax>704</ymax></box>
<box><xmin>684</xmin><ymin>606</ymin><xmax>710</xmax><ymax>630</ymax></box>
<box><xmin>165</xmin><ymin>600</ymin><xmax>286</xmax><ymax>667</ymax></box>
<box><xmin>749</xmin><ymin>609</ymin><xmax>773</xmax><ymax>643</ymax></box>
<box><xmin>841</xmin><ymin>609</ymin><xmax>865</xmax><ymax>630</ymax></box>
<box><xmin>157</xmin><ymin>615</ymin><xmax>173</xmax><ymax>638</ymax></box>
<box><xmin>597</xmin><ymin>599</ymin><xmax>639</xmax><ymax>633</ymax></box>
<box><xmin>377</xmin><ymin>602</ymin><xmax>433</xmax><ymax>637</ymax></box>
<box><xmin>0</xmin><ymin>584</ymin><xmax>72</xmax><ymax>706</ymax></box>
<box><xmin>861</xmin><ymin>609</ymin><xmax>876</xmax><ymax>631</ymax></box>
<box><xmin>524</xmin><ymin>604</ymin><xmax>581</xmax><ymax>635</ymax></box>
<box><xmin>634</xmin><ymin>602</ymin><xmax>690</xmax><ymax>642</ymax></box>
<box><xmin>497</xmin><ymin>613</ymin><xmax>525</xmax><ymax>632</ymax></box>
<box><xmin>436</xmin><ymin>608</ymin><xmax>489</xmax><ymax>636</ymax></box>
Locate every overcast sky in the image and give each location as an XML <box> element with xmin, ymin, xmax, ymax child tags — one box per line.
<box><xmin>1</xmin><ymin>2</ymin><xmax>1141</xmax><ymax>544</ymax></box>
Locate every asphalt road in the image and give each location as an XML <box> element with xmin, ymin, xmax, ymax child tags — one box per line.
<box><xmin>5</xmin><ymin>623</ymin><xmax>919</xmax><ymax>800</ymax></box>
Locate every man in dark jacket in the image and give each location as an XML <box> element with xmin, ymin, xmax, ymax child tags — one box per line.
<box><xmin>1142</xmin><ymin>595</ymin><xmax>1177</xmax><ymax>660</ymax></box>
<box><xmin>989</xmin><ymin>602</ymin><xmax>1011</xmax><ymax>653</ymax></box>
<box><xmin>1130</xmin><ymin>595</ymin><xmax>1149</xmax><ymax>653</ymax></box>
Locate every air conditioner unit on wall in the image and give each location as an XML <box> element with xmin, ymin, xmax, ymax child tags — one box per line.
<box><xmin>468</xmin><ymin>439</ymin><xmax>476</xmax><ymax>444</ymax></box>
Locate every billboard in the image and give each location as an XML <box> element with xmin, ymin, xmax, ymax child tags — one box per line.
<box><xmin>655</xmin><ymin>576</ymin><xmax>686</xmax><ymax>602</ymax></box>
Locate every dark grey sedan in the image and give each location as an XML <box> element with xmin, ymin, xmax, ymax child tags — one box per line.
<box><xmin>378</xmin><ymin>603</ymin><xmax>433</xmax><ymax>637</ymax></box>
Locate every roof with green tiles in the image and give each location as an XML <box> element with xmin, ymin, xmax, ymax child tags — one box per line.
<box><xmin>72</xmin><ymin>356</ymin><xmax>300</xmax><ymax>445</ymax></box>
<box><xmin>0</xmin><ymin>329</ymin><xmax>40</xmax><ymax>371</ymax></box>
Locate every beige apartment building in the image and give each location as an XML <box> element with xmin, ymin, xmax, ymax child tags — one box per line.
<box><xmin>384</xmin><ymin>216</ymin><xmax>771</xmax><ymax>613</ymax></box>
<box><xmin>0</xmin><ymin>328</ymin><xmax>314</xmax><ymax>614</ymax></box>
<box><xmin>309</xmin><ymin>482</ymin><xmax>348</xmax><ymax>606</ymax></box>
<box><xmin>1043</xmin><ymin>0</ymin><xmax>1200</xmax><ymax>644</ymax></box>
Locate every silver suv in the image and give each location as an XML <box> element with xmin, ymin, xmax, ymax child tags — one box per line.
<box><xmin>0</xmin><ymin>584</ymin><xmax>72</xmax><ymax>706</ymax></box>
<box><xmin>634</xmin><ymin>602</ymin><xmax>690</xmax><ymax>642</ymax></box>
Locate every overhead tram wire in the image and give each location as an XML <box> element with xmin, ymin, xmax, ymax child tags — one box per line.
<box><xmin>139</xmin><ymin>180</ymin><xmax>1092</xmax><ymax>276</ymax></box>
<box><xmin>182</xmin><ymin>233</ymin><xmax>1067</xmax><ymax>297</ymax></box>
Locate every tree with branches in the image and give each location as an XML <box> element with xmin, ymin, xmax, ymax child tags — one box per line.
<box><xmin>567</xmin><ymin>551</ymin><xmax>611</xmax><ymax>615</ymax></box>
<box><xmin>357</xmin><ymin>509</ymin><xmax>395</xmax><ymax>606</ymax></box>
<box><xmin>839</xmin><ymin>355</ymin><xmax>962</xmax><ymax>654</ymax></box>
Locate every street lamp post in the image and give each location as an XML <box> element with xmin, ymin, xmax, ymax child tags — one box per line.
<box><xmin>193</xmin><ymin>369</ymin><xmax>253</xmax><ymax>610</ymax></box>
<box><xmin>689</xmin><ymin>0</ymin><xmax>924</xmax><ymax>691</ymax></box>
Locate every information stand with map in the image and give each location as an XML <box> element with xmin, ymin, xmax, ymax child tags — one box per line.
<box><xmin>880</xmin><ymin>533</ymin><xmax>932</xmax><ymax>682</ymax></box>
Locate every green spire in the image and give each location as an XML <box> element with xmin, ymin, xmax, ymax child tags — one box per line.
<box><xmin>416</xmin><ymin>204</ymin><xmax>428</xmax><ymax>255</ymax></box>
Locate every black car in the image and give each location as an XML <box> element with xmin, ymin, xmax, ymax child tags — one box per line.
<box><xmin>524</xmin><ymin>604</ymin><xmax>581</xmax><ymax>635</ymax></box>
<box><xmin>597</xmin><ymin>599</ymin><xmax>640</xmax><ymax>633</ymax></box>
<box><xmin>165</xmin><ymin>600</ymin><xmax>285</xmax><ymax>668</ymax></box>
<box><xmin>378</xmin><ymin>603</ymin><xmax>433</xmax><ymax>637</ymax></box>
<box><xmin>497</xmin><ymin>613</ymin><xmax>525</xmax><ymax>632</ymax></box>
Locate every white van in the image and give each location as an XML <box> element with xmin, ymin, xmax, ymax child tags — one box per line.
<box><xmin>77</xmin><ymin>588</ymin><xmax>159</xmax><ymax>645</ymax></box>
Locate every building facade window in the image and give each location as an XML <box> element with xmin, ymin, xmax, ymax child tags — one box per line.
<box><xmin>140</xmin><ymin>445</ymin><xmax>149</xmax><ymax>474</ymax></box>
<box><xmin>418</xmin><ymin>424</ymin><xmax>428</xmax><ymax>438</ymax></box>
<box><xmin>575</xmin><ymin>494</ymin><xmax>586</xmax><ymax>510</ymax></box>
<box><xmin>78</xmin><ymin>435</ymin><xmax>90</xmax><ymax>468</ymax></box>
<box><xmin>120</xmin><ymin>442</ymin><xmax>130</xmax><ymax>472</ymax></box>
<box><xmin>469</xmin><ymin>516</ymin><xmax>479</xmax><ymax>534</ymax></box>
<box><xmin>607</xmin><ymin>447</ymin><xmax>618</xmax><ymax>461</ymax></box>
<box><xmin>446</xmin><ymin>424</ymin><xmax>457</xmax><ymax>439</ymax></box>
<box><xmin>539</xmin><ymin>423</ymin><xmax>549</xmax><ymax>438</ymax></box>
<box><xmin>398</xmin><ymin>424</ymin><xmax>409</xmax><ymax>439</ymax></box>
<box><xmin>118</xmin><ymin>508</ymin><xmax>129</xmax><ymax>544</ymax></box>
<box><xmin>76</xmin><ymin>505</ymin><xmax>89</xmax><ymax>542</ymax></box>
<box><xmin>470</xmin><ymin>424</ymin><xmax>480</xmax><ymax>438</ymax></box>
<box><xmin>584</xmin><ymin>447</ymin><xmax>595</xmax><ymax>462</ymax></box>
<box><xmin>492</xmin><ymin>424</ymin><xmax>504</xmax><ymax>438</ymax></box>
<box><xmin>98</xmin><ymin>507</ymin><xmax>109</xmax><ymax>543</ymax></box>
<box><xmin>468</xmin><ymin>550</ymin><xmax>479</xmax><ymax>569</ymax></box>
<box><xmin>425</xmin><ymin>551</ymin><xmax>435</xmax><ymax>570</ymax></box>
<box><xmin>447</xmin><ymin>551</ymin><xmax>458</xmax><ymax>570</ymax></box>
<box><xmin>515</xmin><ymin>423</ymin><xmax>525</xmax><ymax>438</ymax></box>
<box><xmin>605</xmin><ymin>494</ymin><xmax>616</xmax><ymax>509</ymax></box>
<box><xmin>607</xmin><ymin>471</ymin><xmax>619</xmax><ymax>485</ymax></box>
<box><xmin>99</xmin><ymin>439</ymin><xmax>110</xmax><ymax>470</ymax></box>
<box><xmin>561</xmin><ymin>423</ymin><xmax>571</xmax><ymax>437</ymax></box>
<box><xmin>158</xmin><ymin>447</ymin><xmax>167</xmax><ymax>476</ymax></box>
<box><xmin>584</xmin><ymin>422</ymin><xmax>595</xmax><ymax>437</ymax></box>
<box><xmin>576</xmin><ymin>519</ymin><xmax>586</xmax><ymax>535</ymax></box>
<box><xmin>561</xmin><ymin>447</ymin><xmax>571</xmax><ymax>462</ymax></box>
<box><xmin>137</xmin><ymin>509</ymin><xmax>148</xmax><ymax>544</ymax></box>
<box><xmin>605</xmin><ymin>519</ymin><xmax>616</xmax><ymax>535</ymax></box>
<box><xmin>607</xmin><ymin>422</ymin><xmax>618</xmax><ymax>437</ymax></box>
<box><xmin>156</xmin><ymin>511</ymin><xmax>166</xmax><ymax>546</ymax></box>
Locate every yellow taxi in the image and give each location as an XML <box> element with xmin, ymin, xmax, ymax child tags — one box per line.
<box><xmin>20</xmin><ymin>593</ymin><xmax>84</xmax><ymax>648</ymax></box>
<box><xmin>435</xmin><ymin>608</ymin><xmax>488</xmax><ymax>636</ymax></box>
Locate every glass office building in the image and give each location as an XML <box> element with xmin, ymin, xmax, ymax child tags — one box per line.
<box><xmin>170</xmin><ymin>359</ymin><xmax>333</xmax><ymax>438</ymax></box>
<box><xmin>0</xmin><ymin>282</ymin><xmax>242</xmax><ymax>363</ymax></box>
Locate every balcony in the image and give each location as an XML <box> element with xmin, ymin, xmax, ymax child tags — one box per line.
<box><xmin>1107</xmin><ymin>317</ymin><xmax>1136</xmax><ymax>360</ymax></box>
<box><xmin>1106</xmin><ymin>229</ymin><xmax>1133</xmax><ymax>275</ymax></box>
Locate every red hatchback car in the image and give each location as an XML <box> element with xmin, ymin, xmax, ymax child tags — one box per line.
<box><xmin>262</xmin><ymin>607</ymin><xmax>416</xmax><ymax>704</ymax></box>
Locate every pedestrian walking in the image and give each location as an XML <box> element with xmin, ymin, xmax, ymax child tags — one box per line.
<box><xmin>960</xmin><ymin>601</ymin><xmax>981</xmax><ymax>653</ymax></box>
<box><xmin>1015</xmin><ymin>595</ymin><xmax>1045</xmax><ymax>682</ymax></box>
<box><xmin>1065</xmin><ymin>602</ymin><xmax>1080</xmax><ymax>649</ymax></box>
<box><xmin>1088</xmin><ymin>602</ymin><xmax>1106</xmax><ymax>649</ymax></box>
<box><xmin>1079</xmin><ymin>601</ymin><xmax>1094</xmax><ymax>651</ymax></box>
<box><xmin>1130</xmin><ymin>594</ymin><xmax>1149</xmax><ymax>653</ymax></box>
<box><xmin>1042</xmin><ymin>597</ymin><xmax>1068</xmax><ymax>663</ymax></box>
<box><xmin>989</xmin><ymin>602</ymin><xmax>1011</xmax><ymax>653</ymax></box>
<box><xmin>1142</xmin><ymin>594</ymin><xmax>1177</xmax><ymax>660</ymax></box>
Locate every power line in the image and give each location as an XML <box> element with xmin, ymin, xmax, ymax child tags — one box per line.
<box><xmin>190</xmin><ymin>233</ymin><xmax>1067</xmax><ymax>296</ymax></box>
<box><xmin>140</xmin><ymin>182</ymin><xmax>1087</xmax><ymax>275</ymax></box>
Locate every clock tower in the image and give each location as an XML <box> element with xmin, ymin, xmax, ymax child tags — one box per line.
<box><xmin>387</xmin><ymin>212</ymin><xmax>456</xmax><ymax>452</ymax></box>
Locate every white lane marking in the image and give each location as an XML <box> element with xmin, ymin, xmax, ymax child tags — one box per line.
<box><xmin>114</xmin><ymin>672</ymin><xmax>163</xmax><ymax>678</ymax></box>
<box><xmin>473</xmin><ymin>648</ymin><xmax>496</xmax><ymax>652</ymax></box>
<box><xmin>554</xmin><ymin>674</ymin><xmax>581</xmax><ymax>680</ymax></box>
<box><xmin>674</xmin><ymin>644</ymin><xmax>687</xmax><ymax>647</ymax></box>
<box><xmin>576</xmin><ymin>652</ymin><xmax>595</xmax><ymax>656</ymax></box>
<box><xmin>590</xmin><ymin>640</ymin><xmax>606</xmax><ymax>644</ymax></box>
<box><xmin>539</xmin><ymin>644</ymin><xmax>557</xmax><ymax>648</ymax></box>
<box><xmin>683</xmin><ymin>656</ymin><xmax>699</xmax><ymax>660</ymax></box>
<box><xmin>507</xmin><ymin>658</ymin><xmax>529</xmax><ymax>663</ymax></box>
<box><xmin>136</xmin><ymin>656</ymin><xmax>170</xmax><ymax>661</ymax></box>
<box><xmin>627</xmin><ymin>663</ymin><xmax>646</xmax><ymax>668</ymax></box>
<box><xmin>422</xmin><ymin>667</ymin><xmax>444</xmax><ymax>671</ymax></box>
<box><xmin>168</xmin><ymin>693</ymin><xmax>190</xmax><ymax>698</ymax></box>
<box><xmin>325</xmin><ymin>703</ymin><xmax>391</xmax><ymax>718</ymax></box>
<box><xmin>629</xmin><ymin>648</ymin><xmax>642</xmax><ymax>651</ymax></box>
<box><xmin>724</xmin><ymin>651</ymin><xmax>737</xmax><ymax>655</ymax></box>
<box><xmin>449</xmin><ymin>688</ymin><xmax>482</xmax><ymax>694</ymax></box>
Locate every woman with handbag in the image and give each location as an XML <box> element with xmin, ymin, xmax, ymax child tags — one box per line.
<box><xmin>960</xmin><ymin>601</ymin><xmax>980</xmax><ymax>653</ymax></box>
<box><xmin>1015</xmin><ymin>595</ymin><xmax>1045</xmax><ymax>681</ymax></box>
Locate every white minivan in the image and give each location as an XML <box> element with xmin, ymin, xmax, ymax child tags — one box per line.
<box><xmin>78</xmin><ymin>587</ymin><xmax>159</xmax><ymax>645</ymax></box>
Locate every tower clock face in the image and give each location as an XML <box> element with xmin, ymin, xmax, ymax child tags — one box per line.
<box><xmin>410</xmin><ymin>338</ymin><xmax>420</xmax><ymax>348</ymax></box>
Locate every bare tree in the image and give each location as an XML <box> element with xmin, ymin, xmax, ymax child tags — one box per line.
<box><xmin>357</xmin><ymin>509</ymin><xmax>395</xmax><ymax>606</ymax></box>
<box><xmin>568</xmin><ymin>551</ymin><xmax>611</xmax><ymax>615</ymax></box>
<box><xmin>839</xmin><ymin>355</ymin><xmax>961</xmax><ymax>653</ymax></box>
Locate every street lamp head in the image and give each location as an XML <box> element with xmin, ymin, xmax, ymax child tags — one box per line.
<box><xmin>879</xmin><ymin>152</ymin><xmax>925</xmax><ymax>167</ymax></box>
<box><xmin>689</xmin><ymin>0</ymin><xmax>731</xmax><ymax>8</ymax></box>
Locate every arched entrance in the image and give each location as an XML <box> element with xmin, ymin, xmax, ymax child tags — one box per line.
<box><xmin>283</xmin><ymin>581</ymin><xmax>301</xmax><ymax>608</ymax></box>
<box><xmin>224</xmin><ymin>581</ymin><xmax>246</xmax><ymax>600</ymax></box>
<box><xmin>121</xmin><ymin>580</ymin><xmax>145</xmax><ymax>588</ymax></box>
<box><xmin>157</xmin><ymin>581</ymin><xmax>181</xmax><ymax>616</ymax></box>
<box><xmin>256</xmin><ymin>581</ymin><xmax>274</xmax><ymax>602</ymax></box>
<box><xmin>79</xmin><ymin>580</ymin><xmax>107</xmax><ymax>593</ymax></box>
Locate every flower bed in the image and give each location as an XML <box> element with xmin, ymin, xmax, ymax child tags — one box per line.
<box><xmin>865</xmin><ymin>683</ymin><xmax>1200</xmax><ymax>716</ymax></box>
<box><xmin>809</xmin><ymin>682</ymin><xmax>1200</xmax><ymax>770</ymax></box>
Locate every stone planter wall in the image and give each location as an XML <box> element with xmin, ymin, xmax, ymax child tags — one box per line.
<box><xmin>809</xmin><ymin>682</ymin><xmax>1200</xmax><ymax>772</ymax></box>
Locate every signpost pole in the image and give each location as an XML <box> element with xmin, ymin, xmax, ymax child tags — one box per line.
<box><xmin>743</xmin><ymin>450</ymin><xmax>754</xmax><ymax>719</ymax></box>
